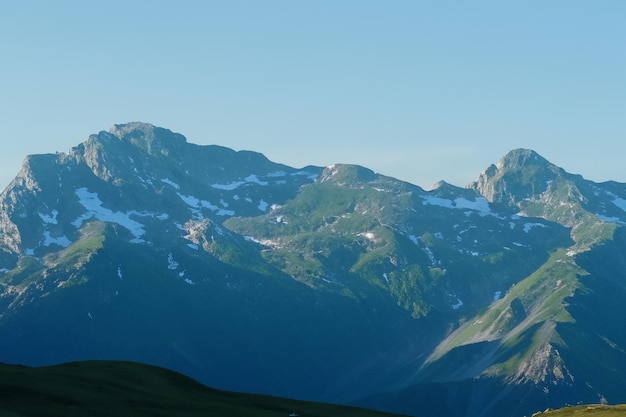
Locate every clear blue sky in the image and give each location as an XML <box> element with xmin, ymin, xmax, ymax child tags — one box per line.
<box><xmin>1</xmin><ymin>1</ymin><xmax>624</xmax><ymax>191</ymax></box>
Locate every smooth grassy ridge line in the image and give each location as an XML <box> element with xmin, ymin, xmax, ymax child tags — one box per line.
<box><xmin>0</xmin><ymin>360</ymin><xmax>410</xmax><ymax>417</ymax></box>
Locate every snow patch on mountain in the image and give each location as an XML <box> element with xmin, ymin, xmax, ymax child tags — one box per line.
<box><xmin>201</xmin><ymin>200</ymin><xmax>235</xmax><ymax>216</ymax></box>
<box><xmin>42</xmin><ymin>232</ymin><xmax>71</xmax><ymax>248</ymax></box>
<box><xmin>177</xmin><ymin>193</ymin><xmax>200</xmax><ymax>208</ymax></box>
<box><xmin>167</xmin><ymin>253</ymin><xmax>179</xmax><ymax>270</ymax></box>
<box><xmin>454</xmin><ymin>197</ymin><xmax>491</xmax><ymax>215</ymax></box>
<box><xmin>177</xmin><ymin>192</ymin><xmax>235</xmax><ymax>217</ymax></box>
<box><xmin>422</xmin><ymin>196</ymin><xmax>454</xmax><ymax>209</ymax></box>
<box><xmin>422</xmin><ymin>195</ymin><xmax>492</xmax><ymax>216</ymax></box>
<box><xmin>423</xmin><ymin>246</ymin><xmax>439</xmax><ymax>265</ymax></box>
<box><xmin>292</xmin><ymin>170</ymin><xmax>319</xmax><ymax>180</ymax></box>
<box><xmin>39</xmin><ymin>210</ymin><xmax>59</xmax><ymax>225</ymax></box>
<box><xmin>409</xmin><ymin>235</ymin><xmax>440</xmax><ymax>265</ymax></box>
<box><xmin>245</xmin><ymin>174</ymin><xmax>268</xmax><ymax>186</ymax></box>
<box><xmin>211</xmin><ymin>174</ymin><xmax>270</xmax><ymax>191</ymax></box>
<box><xmin>450</xmin><ymin>295</ymin><xmax>464</xmax><ymax>310</ymax></box>
<box><xmin>523</xmin><ymin>222</ymin><xmax>547</xmax><ymax>233</ymax></box>
<box><xmin>165</xmin><ymin>257</ymin><xmax>196</xmax><ymax>285</ymax></box>
<box><xmin>211</xmin><ymin>181</ymin><xmax>245</xmax><ymax>191</ymax></box>
<box><xmin>72</xmin><ymin>187</ymin><xmax>150</xmax><ymax>243</ymax></box>
<box><xmin>161</xmin><ymin>178</ymin><xmax>181</xmax><ymax>190</ymax></box>
<box><xmin>244</xmin><ymin>236</ymin><xmax>282</xmax><ymax>248</ymax></box>
<box><xmin>612</xmin><ymin>197</ymin><xmax>626</xmax><ymax>212</ymax></box>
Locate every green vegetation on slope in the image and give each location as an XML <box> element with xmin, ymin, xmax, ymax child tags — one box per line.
<box><xmin>0</xmin><ymin>360</ymin><xmax>410</xmax><ymax>417</ymax></box>
<box><xmin>426</xmin><ymin>249</ymin><xmax>584</xmax><ymax>365</ymax></box>
<box><xmin>225</xmin><ymin>177</ymin><xmax>436</xmax><ymax>316</ymax></box>
<box><xmin>44</xmin><ymin>221</ymin><xmax>107</xmax><ymax>271</ymax></box>
<box><xmin>539</xmin><ymin>405</ymin><xmax>626</xmax><ymax>417</ymax></box>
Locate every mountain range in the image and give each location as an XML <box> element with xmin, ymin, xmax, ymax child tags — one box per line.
<box><xmin>1</xmin><ymin>122</ymin><xmax>625</xmax><ymax>417</ymax></box>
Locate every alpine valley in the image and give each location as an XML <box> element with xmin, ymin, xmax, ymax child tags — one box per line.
<box><xmin>1</xmin><ymin>123</ymin><xmax>625</xmax><ymax>417</ymax></box>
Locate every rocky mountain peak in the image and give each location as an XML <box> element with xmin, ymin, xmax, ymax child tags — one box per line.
<box><xmin>430</xmin><ymin>180</ymin><xmax>451</xmax><ymax>190</ymax></box>
<box><xmin>430</xmin><ymin>180</ymin><xmax>479</xmax><ymax>201</ymax></box>
<box><xmin>498</xmin><ymin>148</ymin><xmax>548</xmax><ymax>170</ymax></box>
<box><xmin>468</xmin><ymin>148</ymin><xmax>563</xmax><ymax>206</ymax></box>
<box><xmin>108</xmin><ymin>122</ymin><xmax>187</xmax><ymax>153</ymax></box>
<box><xmin>319</xmin><ymin>164</ymin><xmax>378</xmax><ymax>185</ymax></box>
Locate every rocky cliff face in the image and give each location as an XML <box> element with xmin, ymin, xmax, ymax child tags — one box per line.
<box><xmin>470</xmin><ymin>149</ymin><xmax>565</xmax><ymax>205</ymax></box>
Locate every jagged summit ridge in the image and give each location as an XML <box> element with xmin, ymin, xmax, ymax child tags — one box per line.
<box><xmin>0</xmin><ymin>123</ymin><xmax>323</xmax><ymax>263</ymax></box>
<box><xmin>469</xmin><ymin>147</ymin><xmax>626</xmax><ymax>248</ymax></box>
<box><xmin>106</xmin><ymin>122</ymin><xmax>187</xmax><ymax>154</ymax></box>
<box><xmin>469</xmin><ymin>148</ymin><xmax>564</xmax><ymax>205</ymax></box>
<box><xmin>109</xmin><ymin>121</ymin><xmax>185</xmax><ymax>141</ymax></box>
<box><xmin>497</xmin><ymin>148</ymin><xmax>549</xmax><ymax>169</ymax></box>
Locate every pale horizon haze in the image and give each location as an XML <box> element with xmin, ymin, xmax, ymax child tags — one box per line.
<box><xmin>1</xmin><ymin>1</ymin><xmax>624</xmax><ymax>191</ymax></box>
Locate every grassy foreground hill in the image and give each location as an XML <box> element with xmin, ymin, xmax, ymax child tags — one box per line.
<box><xmin>0</xmin><ymin>360</ymin><xmax>409</xmax><ymax>417</ymax></box>
<box><xmin>539</xmin><ymin>405</ymin><xmax>626</xmax><ymax>416</ymax></box>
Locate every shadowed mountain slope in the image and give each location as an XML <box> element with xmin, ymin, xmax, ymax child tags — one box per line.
<box><xmin>0</xmin><ymin>360</ymin><xmax>410</xmax><ymax>417</ymax></box>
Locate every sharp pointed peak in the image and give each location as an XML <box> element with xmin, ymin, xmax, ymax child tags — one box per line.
<box><xmin>468</xmin><ymin>149</ymin><xmax>566</xmax><ymax>205</ymax></box>
<box><xmin>431</xmin><ymin>180</ymin><xmax>450</xmax><ymax>189</ymax></box>
<box><xmin>431</xmin><ymin>180</ymin><xmax>463</xmax><ymax>193</ymax></box>
<box><xmin>496</xmin><ymin>149</ymin><xmax>551</xmax><ymax>170</ymax></box>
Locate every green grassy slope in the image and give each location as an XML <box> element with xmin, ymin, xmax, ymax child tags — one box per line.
<box><xmin>0</xmin><ymin>360</ymin><xmax>410</xmax><ymax>417</ymax></box>
<box><xmin>540</xmin><ymin>405</ymin><xmax>626</xmax><ymax>416</ymax></box>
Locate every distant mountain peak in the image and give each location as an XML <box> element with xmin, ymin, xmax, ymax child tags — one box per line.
<box><xmin>105</xmin><ymin>122</ymin><xmax>187</xmax><ymax>155</ymax></box>
<box><xmin>497</xmin><ymin>148</ymin><xmax>549</xmax><ymax>170</ymax></box>
<box><xmin>470</xmin><ymin>148</ymin><xmax>626</xmax><ymax>248</ymax></box>
<box><xmin>430</xmin><ymin>180</ymin><xmax>451</xmax><ymax>190</ymax></box>
<box><xmin>319</xmin><ymin>164</ymin><xmax>378</xmax><ymax>184</ymax></box>
<box><xmin>108</xmin><ymin>121</ymin><xmax>183</xmax><ymax>141</ymax></box>
<box><xmin>468</xmin><ymin>148</ymin><xmax>563</xmax><ymax>206</ymax></box>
